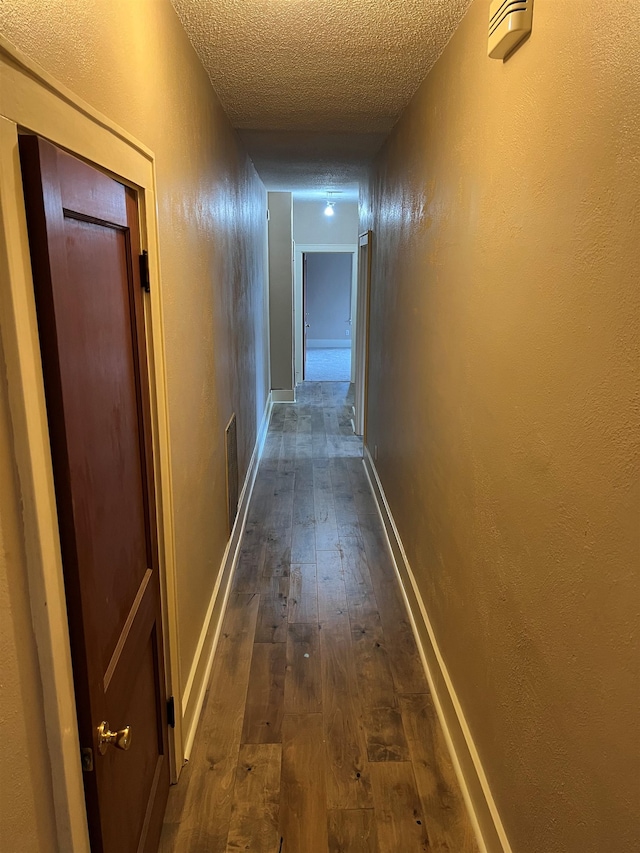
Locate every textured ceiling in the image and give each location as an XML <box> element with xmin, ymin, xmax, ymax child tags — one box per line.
<box><xmin>171</xmin><ymin>0</ymin><xmax>472</xmax><ymax>192</ymax></box>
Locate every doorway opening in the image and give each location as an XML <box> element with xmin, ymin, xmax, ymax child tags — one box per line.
<box><xmin>303</xmin><ymin>251</ymin><xmax>353</xmax><ymax>381</ymax></box>
<box><xmin>19</xmin><ymin>135</ymin><xmax>169</xmax><ymax>853</ymax></box>
<box><xmin>0</xmin><ymin>41</ymin><xmax>181</xmax><ymax>853</ymax></box>
<box><xmin>294</xmin><ymin>244</ymin><xmax>358</xmax><ymax>386</ymax></box>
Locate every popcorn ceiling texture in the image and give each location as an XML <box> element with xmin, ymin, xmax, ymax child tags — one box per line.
<box><xmin>237</xmin><ymin>129</ymin><xmax>384</xmax><ymax>193</ymax></box>
<box><xmin>171</xmin><ymin>0</ymin><xmax>473</xmax><ymax>189</ymax></box>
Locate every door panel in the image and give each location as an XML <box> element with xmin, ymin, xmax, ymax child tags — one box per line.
<box><xmin>103</xmin><ymin>631</ymin><xmax>162</xmax><ymax>853</ymax></box>
<box><xmin>19</xmin><ymin>135</ymin><xmax>169</xmax><ymax>853</ymax></box>
<box><xmin>60</xmin><ymin>217</ymin><xmax>150</xmax><ymax>670</ymax></box>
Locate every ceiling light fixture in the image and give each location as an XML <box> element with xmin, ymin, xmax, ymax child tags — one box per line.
<box><xmin>324</xmin><ymin>194</ymin><xmax>335</xmax><ymax>217</ymax></box>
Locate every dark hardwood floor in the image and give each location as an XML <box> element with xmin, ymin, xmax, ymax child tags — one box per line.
<box><xmin>159</xmin><ymin>381</ymin><xmax>479</xmax><ymax>853</ymax></box>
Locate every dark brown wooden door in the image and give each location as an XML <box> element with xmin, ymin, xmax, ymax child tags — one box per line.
<box><xmin>19</xmin><ymin>136</ymin><xmax>169</xmax><ymax>853</ymax></box>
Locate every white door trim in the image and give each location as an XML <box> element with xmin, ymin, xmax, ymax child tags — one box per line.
<box><xmin>293</xmin><ymin>243</ymin><xmax>358</xmax><ymax>385</ymax></box>
<box><xmin>0</xmin><ymin>35</ymin><xmax>181</xmax><ymax>852</ymax></box>
<box><xmin>354</xmin><ymin>231</ymin><xmax>372</xmax><ymax>437</ymax></box>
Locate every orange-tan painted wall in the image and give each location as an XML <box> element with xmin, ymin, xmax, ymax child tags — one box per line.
<box><xmin>361</xmin><ymin>2</ymin><xmax>640</xmax><ymax>851</ymax></box>
<box><xmin>0</xmin><ymin>1</ymin><xmax>268</xmax><ymax>847</ymax></box>
<box><xmin>0</xmin><ymin>347</ymin><xmax>58</xmax><ymax>850</ymax></box>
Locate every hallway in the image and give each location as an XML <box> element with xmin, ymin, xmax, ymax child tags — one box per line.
<box><xmin>159</xmin><ymin>382</ymin><xmax>478</xmax><ymax>852</ymax></box>
<box><xmin>2</xmin><ymin>3</ymin><xmax>638</xmax><ymax>852</ymax></box>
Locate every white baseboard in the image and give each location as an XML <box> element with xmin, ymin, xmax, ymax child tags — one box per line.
<box><xmin>271</xmin><ymin>389</ymin><xmax>295</xmax><ymax>403</ymax></box>
<box><xmin>180</xmin><ymin>392</ymin><xmax>273</xmax><ymax>760</ymax></box>
<box><xmin>362</xmin><ymin>446</ymin><xmax>513</xmax><ymax>853</ymax></box>
<box><xmin>306</xmin><ymin>339</ymin><xmax>351</xmax><ymax>348</ymax></box>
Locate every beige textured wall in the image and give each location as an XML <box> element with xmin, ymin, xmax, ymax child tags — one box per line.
<box><xmin>362</xmin><ymin>2</ymin><xmax>640</xmax><ymax>852</ymax></box>
<box><xmin>268</xmin><ymin>192</ymin><xmax>294</xmax><ymax>390</ymax></box>
<box><xmin>0</xmin><ymin>0</ymin><xmax>268</xmax><ymax>846</ymax></box>
<box><xmin>293</xmin><ymin>199</ymin><xmax>359</xmax><ymax>245</ymax></box>
<box><xmin>0</xmin><ymin>345</ymin><xmax>58</xmax><ymax>852</ymax></box>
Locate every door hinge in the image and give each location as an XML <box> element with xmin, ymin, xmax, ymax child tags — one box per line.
<box><xmin>167</xmin><ymin>696</ymin><xmax>176</xmax><ymax>728</ymax></box>
<box><xmin>81</xmin><ymin>747</ymin><xmax>94</xmax><ymax>773</ymax></box>
<box><xmin>139</xmin><ymin>250</ymin><xmax>150</xmax><ymax>293</ymax></box>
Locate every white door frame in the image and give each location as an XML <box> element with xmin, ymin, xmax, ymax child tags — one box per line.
<box><xmin>293</xmin><ymin>243</ymin><xmax>358</xmax><ymax>385</ymax></box>
<box><xmin>354</xmin><ymin>231</ymin><xmax>372</xmax><ymax>437</ymax></box>
<box><xmin>0</xmin><ymin>36</ymin><xmax>181</xmax><ymax>852</ymax></box>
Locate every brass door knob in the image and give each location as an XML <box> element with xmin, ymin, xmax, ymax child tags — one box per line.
<box><xmin>97</xmin><ymin>721</ymin><xmax>132</xmax><ymax>755</ymax></box>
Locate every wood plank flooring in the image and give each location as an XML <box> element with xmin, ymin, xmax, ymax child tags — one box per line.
<box><xmin>159</xmin><ymin>382</ymin><xmax>479</xmax><ymax>853</ymax></box>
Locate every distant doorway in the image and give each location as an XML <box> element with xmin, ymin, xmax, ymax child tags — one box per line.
<box><xmin>294</xmin><ymin>243</ymin><xmax>358</xmax><ymax>385</ymax></box>
<box><xmin>303</xmin><ymin>252</ymin><xmax>353</xmax><ymax>381</ymax></box>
